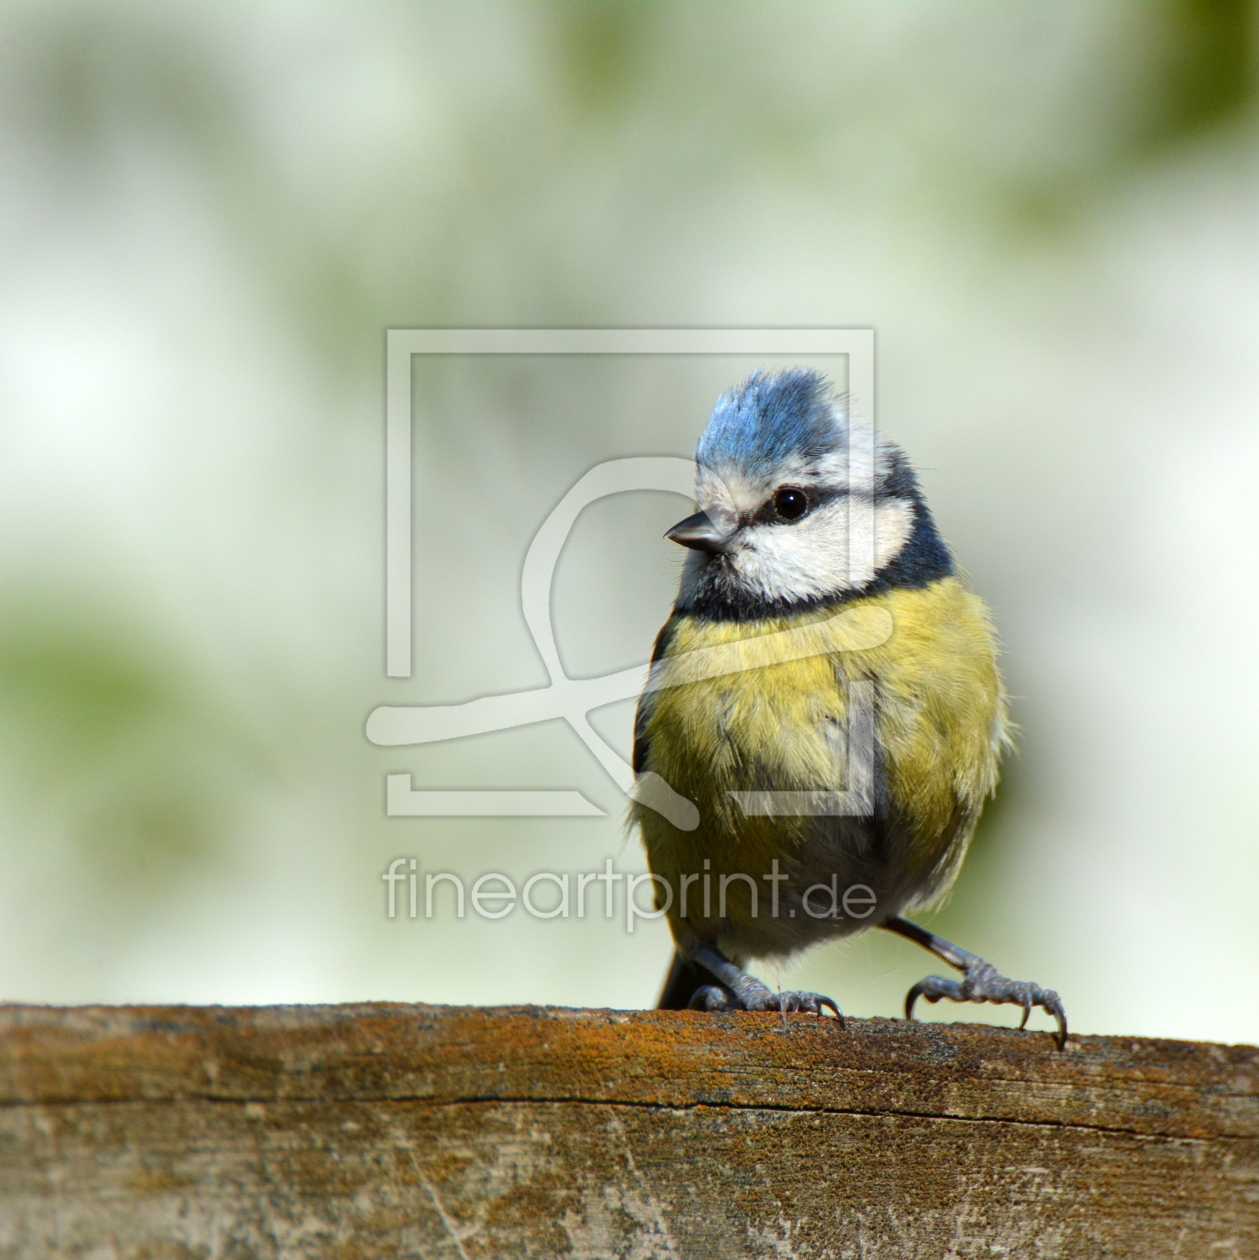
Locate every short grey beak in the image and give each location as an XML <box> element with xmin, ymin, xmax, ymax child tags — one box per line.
<box><xmin>666</xmin><ymin>511</ymin><xmax>731</xmax><ymax>555</ymax></box>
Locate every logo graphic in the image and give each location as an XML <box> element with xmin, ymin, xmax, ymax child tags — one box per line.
<box><xmin>366</xmin><ymin>329</ymin><xmax>877</xmax><ymax>823</ymax></box>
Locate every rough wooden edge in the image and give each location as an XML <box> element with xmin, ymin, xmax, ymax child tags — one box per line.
<box><xmin>0</xmin><ymin>1003</ymin><xmax>1255</xmax><ymax>1142</ymax></box>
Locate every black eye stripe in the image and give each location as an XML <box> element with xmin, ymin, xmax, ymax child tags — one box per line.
<box><xmin>744</xmin><ymin>485</ymin><xmax>860</xmax><ymax>527</ymax></box>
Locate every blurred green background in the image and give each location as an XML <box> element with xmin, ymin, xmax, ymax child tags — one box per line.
<box><xmin>0</xmin><ymin>0</ymin><xmax>1256</xmax><ymax>1043</ymax></box>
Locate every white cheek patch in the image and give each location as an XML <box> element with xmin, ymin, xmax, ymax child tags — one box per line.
<box><xmin>730</xmin><ymin>497</ymin><xmax>915</xmax><ymax>603</ymax></box>
<box><xmin>688</xmin><ymin>395</ymin><xmax>913</xmax><ymax>604</ymax></box>
<box><xmin>873</xmin><ymin>497</ymin><xmax>915</xmax><ymax>570</ymax></box>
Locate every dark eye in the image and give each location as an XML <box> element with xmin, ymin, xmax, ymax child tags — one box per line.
<box><xmin>773</xmin><ymin>487</ymin><xmax>809</xmax><ymax>521</ymax></box>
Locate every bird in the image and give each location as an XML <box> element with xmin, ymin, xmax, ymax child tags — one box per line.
<box><xmin>630</xmin><ymin>367</ymin><xmax>1066</xmax><ymax>1049</ymax></box>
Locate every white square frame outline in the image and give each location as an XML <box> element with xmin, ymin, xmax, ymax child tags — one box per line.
<box><xmin>385</xmin><ymin>327</ymin><xmax>875</xmax><ymax>679</ymax></box>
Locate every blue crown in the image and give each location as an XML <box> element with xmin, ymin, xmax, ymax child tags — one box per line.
<box><xmin>695</xmin><ymin>368</ymin><xmax>841</xmax><ymax>477</ymax></box>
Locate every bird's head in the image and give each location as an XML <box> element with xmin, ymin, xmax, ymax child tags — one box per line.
<box><xmin>669</xmin><ymin>368</ymin><xmax>951</xmax><ymax>618</ymax></box>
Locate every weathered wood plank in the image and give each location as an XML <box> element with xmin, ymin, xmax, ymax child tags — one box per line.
<box><xmin>0</xmin><ymin>1003</ymin><xmax>1255</xmax><ymax>1258</ymax></box>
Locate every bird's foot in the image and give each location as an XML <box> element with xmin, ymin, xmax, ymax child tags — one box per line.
<box><xmin>905</xmin><ymin>958</ymin><xmax>1067</xmax><ymax>1050</ymax></box>
<box><xmin>687</xmin><ymin>984</ymin><xmax>734</xmax><ymax>1012</ymax></box>
<box><xmin>689</xmin><ymin>979</ymin><xmax>842</xmax><ymax>1022</ymax></box>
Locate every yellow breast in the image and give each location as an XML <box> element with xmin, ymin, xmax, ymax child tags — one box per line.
<box><xmin>633</xmin><ymin>576</ymin><xmax>1008</xmax><ymax>928</ymax></box>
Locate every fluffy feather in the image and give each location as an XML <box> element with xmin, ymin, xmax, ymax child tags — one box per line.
<box><xmin>633</xmin><ymin>579</ymin><xmax>1009</xmax><ymax>962</ymax></box>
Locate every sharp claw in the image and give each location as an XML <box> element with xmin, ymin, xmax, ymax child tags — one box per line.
<box><xmin>729</xmin><ymin>987</ymin><xmax>847</xmax><ymax>1023</ymax></box>
<box><xmin>1046</xmin><ymin>994</ymin><xmax>1069</xmax><ymax>1051</ymax></box>
<box><xmin>905</xmin><ymin>976</ymin><xmax>953</xmax><ymax>1021</ymax></box>
<box><xmin>683</xmin><ymin>959</ymin><xmax>847</xmax><ymax>1029</ymax></box>
<box><xmin>902</xmin><ymin>961</ymin><xmax>1067</xmax><ymax>1051</ymax></box>
<box><xmin>905</xmin><ymin>982</ymin><xmax>924</xmax><ymax>1021</ymax></box>
<box><xmin>817</xmin><ymin>995</ymin><xmax>845</xmax><ymax>1029</ymax></box>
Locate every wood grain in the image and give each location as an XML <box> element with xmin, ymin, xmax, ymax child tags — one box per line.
<box><xmin>0</xmin><ymin>1003</ymin><xmax>1255</xmax><ymax>1257</ymax></box>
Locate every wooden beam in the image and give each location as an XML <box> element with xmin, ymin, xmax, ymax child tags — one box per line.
<box><xmin>1</xmin><ymin>1003</ymin><xmax>1255</xmax><ymax>1256</ymax></box>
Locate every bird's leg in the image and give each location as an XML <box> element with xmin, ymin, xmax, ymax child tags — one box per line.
<box><xmin>686</xmin><ymin>943</ymin><xmax>843</xmax><ymax>1023</ymax></box>
<box><xmin>882</xmin><ymin>916</ymin><xmax>1067</xmax><ymax>1050</ymax></box>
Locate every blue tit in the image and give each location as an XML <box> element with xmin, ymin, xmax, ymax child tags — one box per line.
<box><xmin>632</xmin><ymin>367</ymin><xmax>1066</xmax><ymax>1049</ymax></box>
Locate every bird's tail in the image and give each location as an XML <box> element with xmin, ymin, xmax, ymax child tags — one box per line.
<box><xmin>656</xmin><ymin>952</ymin><xmax>713</xmax><ymax>1010</ymax></box>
